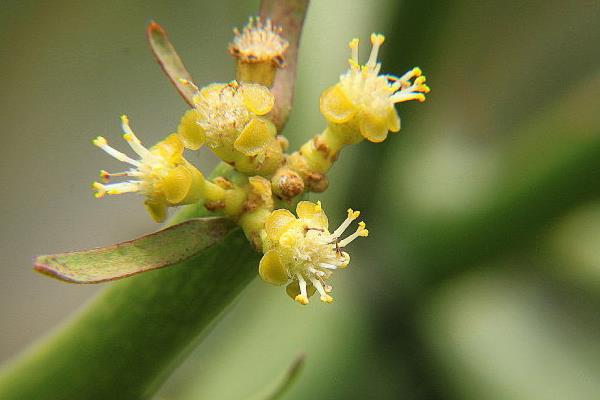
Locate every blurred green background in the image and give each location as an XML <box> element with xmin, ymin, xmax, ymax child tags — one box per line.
<box><xmin>1</xmin><ymin>0</ymin><xmax>600</xmax><ymax>399</ymax></box>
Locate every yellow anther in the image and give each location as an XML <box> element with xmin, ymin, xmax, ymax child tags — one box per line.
<box><xmin>120</xmin><ymin>114</ymin><xmax>129</xmax><ymax>125</ymax></box>
<box><xmin>349</xmin><ymin>38</ymin><xmax>359</xmax><ymax>49</ymax></box>
<box><xmin>295</xmin><ymin>294</ymin><xmax>309</xmax><ymax>305</ymax></box>
<box><xmin>92</xmin><ymin>182</ymin><xmax>105</xmax><ymax>198</ymax></box>
<box><xmin>360</xmin><ymin>229</ymin><xmax>369</xmax><ymax>237</ymax></box>
<box><xmin>412</xmin><ymin>67</ymin><xmax>422</xmax><ymax>76</ymax></box>
<box><xmin>370</xmin><ymin>33</ymin><xmax>385</xmax><ymax>46</ymax></box>
<box><xmin>93</xmin><ymin>136</ymin><xmax>107</xmax><ymax>147</ymax></box>
<box><xmin>320</xmin><ymin>294</ymin><xmax>334</xmax><ymax>304</ymax></box>
<box><xmin>316</xmin><ymin>200</ymin><xmax>322</xmax><ymax>212</ymax></box>
<box><xmin>99</xmin><ymin>170</ymin><xmax>110</xmax><ymax>183</ymax></box>
<box><xmin>415</xmin><ymin>76</ymin><xmax>426</xmax><ymax>85</ymax></box>
<box><xmin>123</xmin><ymin>133</ymin><xmax>134</xmax><ymax>142</ymax></box>
<box><xmin>347</xmin><ymin>208</ymin><xmax>360</xmax><ymax>219</ymax></box>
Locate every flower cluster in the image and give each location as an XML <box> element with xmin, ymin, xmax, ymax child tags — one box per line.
<box><xmin>91</xmin><ymin>18</ymin><xmax>428</xmax><ymax>304</ymax></box>
<box><xmin>259</xmin><ymin>201</ymin><xmax>367</xmax><ymax>304</ymax></box>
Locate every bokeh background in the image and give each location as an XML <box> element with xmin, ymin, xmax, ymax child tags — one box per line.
<box><xmin>1</xmin><ymin>0</ymin><xmax>600</xmax><ymax>399</ymax></box>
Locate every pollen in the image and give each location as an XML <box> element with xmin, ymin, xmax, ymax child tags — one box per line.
<box><xmin>258</xmin><ymin>201</ymin><xmax>368</xmax><ymax>305</ymax></box>
<box><xmin>229</xmin><ymin>17</ymin><xmax>289</xmax><ymax>66</ymax></box>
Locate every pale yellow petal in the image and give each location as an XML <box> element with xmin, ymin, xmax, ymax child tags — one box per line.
<box><xmin>258</xmin><ymin>249</ymin><xmax>288</xmax><ymax>285</ymax></box>
<box><xmin>153</xmin><ymin>133</ymin><xmax>185</xmax><ymax>160</ymax></box>
<box><xmin>265</xmin><ymin>209</ymin><xmax>296</xmax><ymax>241</ymax></box>
<box><xmin>241</xmin><ymin>84</ymin><xmax>275</xmax><ymax>115</ymax></box>
<box><xmin>359</xmin><ymin>111</ymin><xmax>389</xmax><ymax>143</ymax></box>
<box><xmin>162</xmin><ymin>164</ymin><xmax>192</xmax><ymax>204</ymax></box>
<box><xmin>144</xmin><ymin>200</ymin><xmax>167</xmax><ymax>223</ymax></box>
<box><xmin>177</xmin><ymin>109</ymin><xmax>205</xmax><ymax>150</ymax></box>
<box><xmin>387</xmin><ymin>108</ymin><xmax>401</xmax><ymax>133</ymax></box>
<box><xmin>285</xmin><ymin>281</ymin><xmax>316</xmax><ymax>300</ymax></box>
<box><xmin>233</xmin><ymin>117</ymin><xmax>276</xmax><ymax>156</ymax></box>
<box><xmin>296</xmin><ymin>201</ymin><xmax>329</xmax><ymax>230</ymax></box>
<box><xmin>319</xmin><ymin>84</ymin><xmax>357</xmax><ymax>124</ymax></box>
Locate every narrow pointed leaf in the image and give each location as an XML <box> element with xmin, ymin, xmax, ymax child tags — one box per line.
<box><xmin>34</xmin><ymin>217</ymin><xmax>234</xmax><ymax>283</ymax></box>
<box><xmin>248</xmin><ymin>354</ymin><xmax>306</xmax><ymax>400</ymax></box>
<box><xmin>259</xmin><ymin>0</ymin><xmax>310</xmax><ymax>131</ymax></box>
<box><xmin>147</xmin><ymin>21</ymin><xmax>196</xmax><ymax>107</ymax></box>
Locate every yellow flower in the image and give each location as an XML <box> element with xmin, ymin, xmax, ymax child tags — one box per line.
<box><xmin>92</xmin><ymin>115</ymin><xmax>204</xmax><ymax>222</ymax></box>
<box><xmin>177</xmin><ymin>80</ymin><xmax>281</xmax><ymax>175</ymax></box>
<box><xmin>229</xmin><ymin>17</ymin><xmax>288</xmax><ymax>67</ymax></box>
<box><xmin>320</xmin><ymin>33</ymin><xmax>430</xmax><ymax>143</ymax></box>
<box><xmin>259</xmin><ymin>201</ymin><xmax>368</xmax><ymax>305</ymax></box>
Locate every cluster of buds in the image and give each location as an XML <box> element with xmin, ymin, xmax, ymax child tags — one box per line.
<box><xmin>92</xmin><ymin>18</ymin><xmax>429</xmax><ymax>304</ymax></box>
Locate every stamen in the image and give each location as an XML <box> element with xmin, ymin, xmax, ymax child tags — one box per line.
<box><xmin>349</xmin><ymin>38</ymin><xmax>359</xmax><ymax>63</ymax></box>
<box><xmin>319</xmin><ymin>263</ymin><xmax>337</xmax><ymax>270</ymax></box>
<box><xmin>390</xmin><ymin>92</ymin><xmax>426</xmax><ymax>103</ymax></box>
<box><xmin>99</xmin><ymin>170</ymin><xmax>141</xmax><ymax>183</ymax></box>
<box><xmin>101</xmin><ymin>181</ymin><xmax>141</xmax><ymax>195</ymax></box>
<box><xmin>332</xmin><ymin>208</ymin><xmax>360</xmax><ymax>238</ymax></box>
<box><xmin>93</xmin><ymin>136</ymin><xmax>141</xmax><ymax>167</ymax></box>
<box><xmin>295</xmin><ymin>273</ymin><xmax>309</xmax><ymax>305</ymax></box>
<box><xmin>121</xmin><ymin>115</ymin><xmax>152</xmax><ymax>158</ymax></box>
<box><xmin>338</xmin><ymin>221</ymin><xmax>369</xmax><ymax>247</ymax></box>
<box><xmin>311</xmin><ymin>277</ymin><xmax>333</xmax><ymax>303</ymax></box>
<box><xmin>348</xmin><ymin>58</ymin><xmax>361</xmax><ymax>72</ymax></box>
<box><xmin>399</xmin><ymin>67</ymin><xmax>422</xmax><ymax>84</ymax></box>
<box><xmin>92</xmin><ymin>182</ymin><xmax>106</xmax><ymax>198</ymax></box>
<box><xmin>366</xmin><ymin>33</ymin><xmax>385</xmax><ymax>68</ymax></box>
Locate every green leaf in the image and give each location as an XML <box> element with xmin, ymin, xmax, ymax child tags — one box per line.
<box><xmin>259</xmin><ymin>0</ymin><xmax>310</xmax><ymax>131</ymax></box>
<box><xmin>248</xmin><ymin>354</ymin><xmax>305</xmax><ymax>400</ymax></box>
<box><xmin>0</xmin><ymin>228</ymin><xmax>260</xmax><ymax>400</ymax></box>
<box><xmin>146</xmin><ymin>21</ymin><xmax>196</xmax><ymax>107</ymax></box>
<box><xmin>34</xmin><ymin>217</ymin><xmax>234</xmax><ymax>284</ymax></box>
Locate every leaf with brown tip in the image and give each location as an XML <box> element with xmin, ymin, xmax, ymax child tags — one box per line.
<box><xmin>34</xmin><ymin>217</ymin><xmax>234</xmax><ymax>283</ymax></box>
<box><xmin>146</xmin><ymin>21</ymin><xmax>196</xmax><ymax>107</ymax></box>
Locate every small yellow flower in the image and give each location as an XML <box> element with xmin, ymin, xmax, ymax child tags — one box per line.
<box><xmin>178</xmin><ymin>80</ymin><xmax>282</xmax><ymax>175</ymax></box>
<box><xmin>92</xmin><ymin>115</ymin><xmax>204</xmax><ymax>222</ymax></box>
<box><xmin>229</xmin><ymin>17</ymin><xmax>288</xmax><ymax>67</ymax></box>
<box><xmin>320</xmin><ymin>33</ymin><xmax>430</xmax><ymax>143</ymax></box>
<box><xmin>259</xmin><ymin>201</ymin><xmax>368</xmax><ymax>305</ymax></box>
